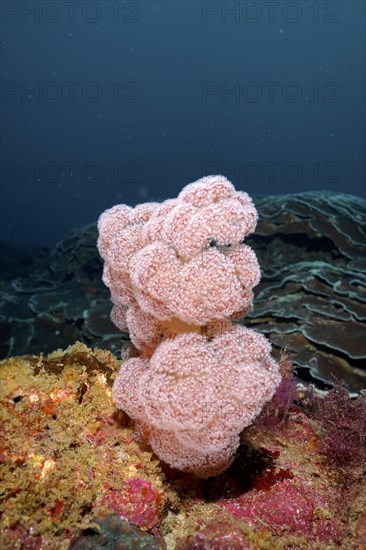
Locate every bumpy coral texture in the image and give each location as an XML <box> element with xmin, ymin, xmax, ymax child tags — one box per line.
<box><xmin>113</xmin><ymin>326</ymin><xmax>280</xmax><ymax>477</ymax></box>
<box><xmin>98</xmin><ymin>175</ymin><xmax>260</xmax><ymax>348</ymax></box>
<box><xmin>98</xmin><ymin>176</ymin><xmax>281</xmax><ymax>477</ymax></box>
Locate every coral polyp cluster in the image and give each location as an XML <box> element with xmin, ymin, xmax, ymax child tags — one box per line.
<box><xmin>113</xmin><ymin>326</ymin><xmax>280</xmax><ymax>478</ymax></box>
<box><xmin>97</xmin><ymin>176</ymin><xmax>281</xmax><ymax>476</ymax></box>
<box><xmin>97</xmin><ymin>175</ymin><xmax>261</xmax><ymax>347</ymax></box>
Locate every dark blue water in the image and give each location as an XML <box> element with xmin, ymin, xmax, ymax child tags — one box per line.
<box><xmin>1</xmin><ymin>0</ymin><xmax>365</xmax><ymax>246</ymax></box>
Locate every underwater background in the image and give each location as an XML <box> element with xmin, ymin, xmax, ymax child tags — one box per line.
<box><xmin>1</xmin><ymin>3</ymin><xmax>366</xmax><ymax>549</ymax></box>
<box><xmin>1</xmin><ymin>0</ymin><xmax>365</xmax><ymax>391</ymax></box>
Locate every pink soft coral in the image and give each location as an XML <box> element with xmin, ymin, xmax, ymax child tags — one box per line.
<box><xmin>98</xmin><ymin>175</ymin><xmax>260</xmax><ymax>348</ymax></box>
<box><xmin>113</xmin><ymin>326</ymin><xmax>280</xmax><ymax>477</ymax></box>
<box><xmin>98</xmin><ymin>175</ymin><xmax>281</xmax><ymax>477</ymax></box>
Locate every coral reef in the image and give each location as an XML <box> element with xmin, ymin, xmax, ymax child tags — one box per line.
<box><xmin>98</xmin><ymin>176</ymin><xmax>281</xmax><ymax>476</ymax></box>
<box><xmin>0</xmin><ymin>345</ymin><xmax>365</xmax><ymax>549</ymax></box>
<box><xmin>0</xmin><ymin>191</ymin><xmax>364</xmax><ymax>391</ymax></box>
<box><xmin>1</xmin><ymin>181</ymin><xmax>365</xmax><ymax>547</ymax></box>
<box><xmin>0</xmin><ymin>343</ymin><xmax>168</xmax><ymax>549</ymax></box>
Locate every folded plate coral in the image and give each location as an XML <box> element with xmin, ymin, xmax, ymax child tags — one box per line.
<box><xmin>245</xmin><ymin>191</ymin><xmax>366</xmax><ymax>393</ymax></box>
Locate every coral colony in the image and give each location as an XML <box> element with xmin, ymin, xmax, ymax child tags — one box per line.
<box><xmin>97</xmin><ymin>175</ymin><xmax>281</xmax><ymax>477</ymax></box>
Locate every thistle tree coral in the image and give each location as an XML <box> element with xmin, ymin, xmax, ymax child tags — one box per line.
<box><xmin>98</xmin><ymin>175</ymin><xmax>281</xmax><ymax>477</ymax></box>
